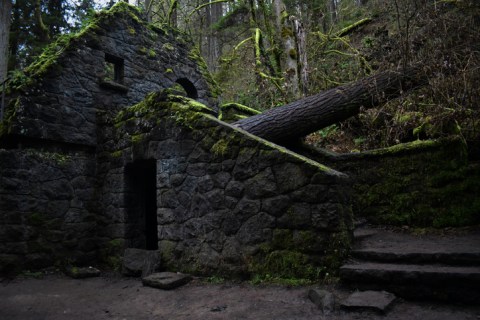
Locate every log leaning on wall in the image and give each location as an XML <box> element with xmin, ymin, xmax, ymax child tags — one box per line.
<box><xmin>233</xmin><ymin>67</ymin><xmax>424</xmax><ymax>144</ymax></box>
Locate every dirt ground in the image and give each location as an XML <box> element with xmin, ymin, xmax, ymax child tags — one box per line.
<box><xmin>1</xmin><ymin>274</ymin><xmax>480</xmax><ymax>320</ymax></box>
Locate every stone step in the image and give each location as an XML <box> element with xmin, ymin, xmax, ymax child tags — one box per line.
<box><xmin>352</xmin><ymin>249</ymin><xmax>480</xmax><ymax>266</ymax></box>
<box><xmin>340</xmin><ymin>262</ymin><xmax>480</xmax><ymax>303</ymax></box>
<box><xmin>352</xmin><ymin>227</ymin><xmax>480</xmax><ymax>265</ymax></box>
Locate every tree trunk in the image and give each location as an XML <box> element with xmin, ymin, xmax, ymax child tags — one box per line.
<box><xmin>0</xmin><ymin>0</ymin><xmax>12</xmax><ymax>82</ymax></box>
<box><xmin>34</xmin><ymin>0</ymin><xmax>50</xmax><ymax>44</ymax></box>
<box><xmin>273</xmin><ymin>0</ymin><xmax>300</xmax><ymax>97</ymax></box>
<box><xmin>233</xmin><ymin>68</ymin><xmax>424</xmax><ymax>144</ymax></box>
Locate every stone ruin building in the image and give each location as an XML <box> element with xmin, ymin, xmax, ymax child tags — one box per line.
<box><xmin>1</xmin><ymin>3</ymin><xmax>476</xmax><ymax>279</ymax></box>
<box><xmin>0</xmin><ymin>3</ymin><xmax>352</xmax><ymax>277</ymax></box>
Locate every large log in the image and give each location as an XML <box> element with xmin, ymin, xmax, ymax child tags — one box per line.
<box><xmin>233</xmin><ymin>68</ymin><xmax>424</xmax><ymax>144</ymax></box>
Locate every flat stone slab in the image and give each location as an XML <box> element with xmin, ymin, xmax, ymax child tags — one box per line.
<box><xmin>341</xmin><ymin>290</ymin><xmax>396</xmax><ymax>313</ymax></box>
<box><xmin>142</xmin><ymin>272</ymin><xmax>192</xmax><ymax>290</ymax></box>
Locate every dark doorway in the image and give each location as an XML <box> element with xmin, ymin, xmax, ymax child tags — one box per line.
<box><xmin>125</xmin><ymin>159</ymin><xmax>158</xmax><ymax>250</ymax></box>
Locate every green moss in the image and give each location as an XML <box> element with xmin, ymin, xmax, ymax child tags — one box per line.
<box><xmin>165</xmin><ymin>68</ymin><xmax>173</xmax><ymax>73</ymax></box>
<box><xmin>248</xmin><ymin>249</ymin><xmax>322</xmax><ymax>281</ymax></box>
<box><xmin>220</xmin><ymin>103</ymin><xmax>260</xmax><ymax>115</ymax></box>
<box><xmin>210</xmin><ymin>139</ymin><xmax>229</xmax><ymax>157</ymax></box>
<box><xmin>128</xmin><ymin>26</ymin><xmax>136</xmax><ymax>35</ymax></box>
<box><xmin>111</xmin><ymin>150</ymin><xmax>123</xmax><ymax>158</ymax></box>
<box><xmin>322</xmin><ymin>229</ymin><xmax>352</xmax><ymax>274</ymax></box>
<box><xmin>157</xmin><ymin>240</ymin><xmax>179</xmax><ymax>271</ymax></box>
<box><xmin>131</xmin><ymin>133</ymin><xmax>144</xmax><ymax>144</ymax></box>
<box><xmin>22</xmin><ymin>270</ymin><xmax>44</xmax><ymax>279</ymax></box>
<box><xmin>162</xmin><ymin>43</ymin><xmax>175</xmax><ymax>51</ymax></box>
<box><xmin>0</xmin><ymin>97</ymin><xmax>20</xmax><ymax>138</ymax></box>
<box><xmin>138</xmin><ymin>46</ymin><xmax>148</xmax><ymax>54</ymax></box>
<box><xmin>148</xmin><ymin>49</ymin><xmax>156</xmax><ymax>58</ymax></box>
<box><xmin>188</xmin><ymin>47</ymin><xmax>221</xmax><ymax>98</ymax></box>
<box><xmin>281</xmin><ymin>26</ymin><xmax>294</xmax><ymax>38</ymax></box>
<box><xmin>24</xmin><ymin>150</ymin><xmax>70</xmax><ymax>166</ymax></box>
<box><xmin>219</xmin><ymin>102</ymin><xmax>261</xmax><ymax>122</ymax></box>
<box><xmin>288</xmin><ymin>48</ymin><xmax>298</xmax><ymax>60</ymax></box>
<box><xmin>99</xmin><ymin>238</ymin><xmax>124</xmax><ymax>271</ymax></box>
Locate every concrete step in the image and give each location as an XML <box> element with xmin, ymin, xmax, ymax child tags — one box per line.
<box><xmin>340</xmin><ymin>262</ymin><xmax>480</xmax><ymax>303</ymax></box>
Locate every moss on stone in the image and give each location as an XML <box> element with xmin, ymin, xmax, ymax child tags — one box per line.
<box><xmin>188</xmin><ymin>47</ymin><xmax>221</xmax><ymax>98</ymax></box>
<box><xmin>110</xmin><ymin>150</ymin><xmax>123</xmax><ymax>158</ymax></box>
<box><xmin>346</xmin><ymin>137</ymin><xmax>478</xmax><ymax>227</ymax></box>
<box><xmin>0</xmin><ymin>97</ymin><xmax>20</xmax><ymax>138</ymax></box>
<box><xmin>210</xmin><ymin>139</ymin><xmax>229</xmax><ymax>157</ymax></box>
<box><xmin>219</xmin><ymin>102</ymin><xmax>261</xmax><ymax>122</ymax></box>
<box><xmin>162</xmin><ymin>43</ymin><xmax>175</xmax><ymax>51</ymax></box>
<box><xmin>148</xmin><ymin>49</ymin><xmax>156</xmax><ymax>58</ymax></box>
<box><xmin>131</xmin><ymin>133</ymin><xmax>144</xmax><ymax>144</ymax></box>
<box><xmin>248</xmin><ymin>248</ymin><xmax>323</xmax><ymax>281</ymax></box>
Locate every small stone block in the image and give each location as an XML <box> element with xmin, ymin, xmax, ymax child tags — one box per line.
<box><xmin>142</xmin><ymin>272</ymin><xmax>192</xmax><ymax>290</ymax></box>
<box><xmin>308</xmin><ymin>289</ymin><xmax>335</xmax><ymax>314</ymax></box>
<box><xmin>341</xmin><ymin>290</ymin><xmax>396</xmax><ymax>313</ymax></box>
<box><xmin>65</xmin><ymin>266</ymin><xmax>101</xmax><ymax>279</ymax></box>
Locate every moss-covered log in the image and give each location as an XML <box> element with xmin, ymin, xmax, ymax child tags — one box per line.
<box><xmin>233</xmin><ymin>67</ymin><xmax>425</xmax><ymax>144</ymax></box>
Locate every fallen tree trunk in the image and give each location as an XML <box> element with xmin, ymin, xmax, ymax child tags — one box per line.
<box><xmin>233</xmin><ymin>67</ymin><xmax>424</xmax><ymax>144</ymax></box>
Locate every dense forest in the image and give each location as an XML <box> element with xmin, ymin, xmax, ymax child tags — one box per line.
<box><xmin>1</xmin><ymin>0</ymin><xmax>479</xmax><ymax>152</ymax></box>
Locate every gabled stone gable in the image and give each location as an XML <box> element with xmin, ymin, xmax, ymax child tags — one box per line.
<box><xmin>2</xmin><ymin>2</ymin><xmax>218</xmax><ymax>147</ymax></box>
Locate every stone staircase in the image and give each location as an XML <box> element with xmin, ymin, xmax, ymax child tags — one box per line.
<box><xmin>340</xmin><ymin>223</ymin><xmax>480</xmax><ymax>304</ymax></box>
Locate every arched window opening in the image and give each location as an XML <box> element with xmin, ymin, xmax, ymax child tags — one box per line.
<box><xmin>175</xmin><ymin>78</ymin><xmax>198</xmax><ymax>99</ymax></box>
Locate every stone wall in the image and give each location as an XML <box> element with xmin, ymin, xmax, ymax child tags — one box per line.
<box><xmin>103</xmin><ymin>93</ymin><xmax>353</xmax><ymax>278</ymax></box>
<box><xmin>304</xmin><ymin>138</ymin><xmax>480</xmax><ymax>228</ymax></box>
<box><xmin>0</xmin><ymin>149</ymin><xmax>98</xmax><ymax>274</ymax></box>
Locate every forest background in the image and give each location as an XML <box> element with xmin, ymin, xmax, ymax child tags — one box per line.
<box><xmin>1</xmin><ymin>0</ymin><xmax>479</xmax><ymax>153</ymax></box>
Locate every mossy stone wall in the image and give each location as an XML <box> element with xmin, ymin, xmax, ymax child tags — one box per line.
<box><xmin>103</xmin><ymin>93</ymin><xmax>353</xmax><ymax>279</ymax></box>
<box><xmin>310</xmin><ymin>138</ymin><xmax>480</xmax><ymax>227</ymax></box>
<box><xmin>0</xmin><ymin>149</ymin><xmax>98</xmax><ymax>274</ymax></box>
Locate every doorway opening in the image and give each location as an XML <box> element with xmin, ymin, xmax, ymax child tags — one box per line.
<box><xmin>125</xmin><ymin>159</ymin><xmax>158</xmax><ymax>250</ymax></box>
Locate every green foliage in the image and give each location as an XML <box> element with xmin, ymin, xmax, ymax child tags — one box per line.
<box><xmin>99</xmin><ymin>239</ymin><xmax>124</xmax><ymax>272</ymax></box>
<box><xmin>205</xmin><ymin>275</ymin><xmax>226</xmax><ymax>284</ymax></box>
<box><xmin>21</xmin><ymin>270</ymin><xmax>44</xmax><ymax>279</ymax></box>
<box><xmin>250</xmin><ymin>274</ymin><xmax>314</xmax><ymax>286</ymax></box>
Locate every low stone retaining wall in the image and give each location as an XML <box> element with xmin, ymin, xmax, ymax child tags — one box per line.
<box><xmin>306</xmin><ymin>137</ymin><xmax>480</xmax><ymax>227</ymax></box>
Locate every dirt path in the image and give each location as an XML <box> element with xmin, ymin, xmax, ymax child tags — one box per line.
<box><xmin>1</xmin><ymin>275</ymin><xmax>479</xmax><ymax>320</ymax></box>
